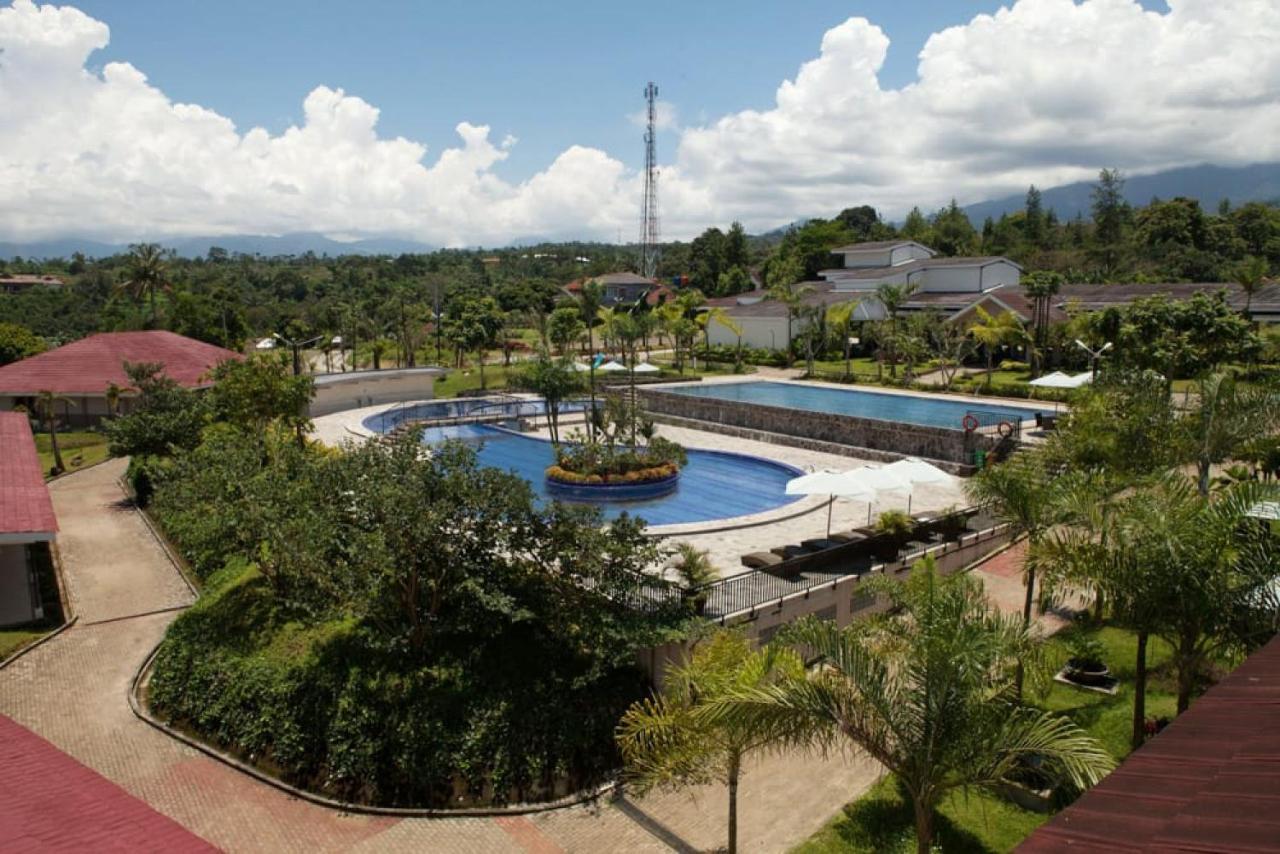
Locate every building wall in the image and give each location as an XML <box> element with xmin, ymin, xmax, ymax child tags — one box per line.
<box><xmin>310</xmin><ymin>370</ymin><xmax>440</xmax><ymax>416</ymax></box>
<box><xmin>0</xmin><ymin>394</ymin><xmax>122</xmax><ymax>429</ymax></box>
<box><xmin>707</xmin><ymin>315</ymin><xmax>791</xmax><ymax>350</ymax></box>
<box><xmin>890</xmin><ymin>244</ymin><xmax>932</xmax><ymax>265</ymax></box>
<box><xmin>830</xmin><ymin>269</ymin><xmax>908</xmax><ymax>290</ymax></box>
<box><xmin>0</xmin><ymin>543</ymin><xmax>39</xmax><ymax>627</ymax></box>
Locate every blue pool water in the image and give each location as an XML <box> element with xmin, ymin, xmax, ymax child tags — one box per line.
<box><xmin>362</xmin><ymin>397</ymin><xmax>581</xmax><ymax>434</ymax></box>
<box><xmin>667</xmin><ymin>381</ymin><xmax>1042</xmax><ymax>431</ymax></box>
<box><xmin>412</xmin><ymin>423</ymin><xmax>804</xmax><ymax>526</ymax></box>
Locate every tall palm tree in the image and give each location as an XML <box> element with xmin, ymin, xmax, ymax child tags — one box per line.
<box><xmin>874</xmin><ymin>281</ymin><xmax>920</xmax><ymax>376</ymax></box>
<box><xmin>120</xmin><ymin>242</ymin><xmax>171</xmax><ymax>327</ymax></box>
<box><xmin>703</xmin><ymin>560</ymin><xmax>1113</xmax><ymax>854</ymax></box>
<box><xmin>826</xmin><ymin>299</ymin><xmax>863</xmax><ymax>380</ymax></box>
<box><xmin>618</xmin><ymin>632</ymin><xmax>804</xmax><ymax>854</ymax></box>
<box><xmin>766</xmin><ymin>260</ymin><xmax>814</xmax><ymax>367</ymax></box>
<box><xmin>34</xmin><ymin>391</ymin><xmax>74</xmax><ymax>473</ymax></box>
<box><xmin>595</xmin><ymin>306</ymin><xmax>618</xmax><ymax>356</ymax></box>
<box><xmin>1232</xmin><ymin>255</ymin><xmax>1270</xmax><ymax>320</ymax></box>
<box><xmin>1184</xmin><ymin>371</ymin><xmax>1280</xmax><ymax>496</ymax></box>
<box><xmin>967</xmin><ymin>307</ymin><xmax>1025</xmax><ymax>388</ymax></box>
<box><xmin>965</xmin><ymin>450</ymin><xmax>1061</xmax><ymax>697</ymax></box>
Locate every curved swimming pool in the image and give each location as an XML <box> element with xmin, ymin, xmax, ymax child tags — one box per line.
<box><xmin>370</xmin><ymin>417</ymin><xmax>805</xmax><ymax>527</ymax></box>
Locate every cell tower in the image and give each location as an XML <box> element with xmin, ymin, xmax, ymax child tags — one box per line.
<box><xmin>639</xmin><ymin>81</ymin><xmax>660</xmax><ymax>279</ymax></box>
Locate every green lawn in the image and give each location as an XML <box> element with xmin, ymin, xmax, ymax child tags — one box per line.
<box><xmin>793</xmin><ymin>623</ymin><xmax>1183</xmax><ymax>853</ymax></box>
<box><xmin>0</xmin><ymin>628</ymin><xmax>46</xmax><ymax>660</ymax></box>
<box><xmin>433</xmin><ymin>364</ymin><xmax>519</xmax><ymax>398</ymax></box>
<box><xmin>35</xmin><ymin>431</ymin><xmax>111</xmax><ymax>478</ymax></box>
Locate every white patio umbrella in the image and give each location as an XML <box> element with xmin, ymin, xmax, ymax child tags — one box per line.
<box><xmin>598</xmin><ymin>360</ymin><xmax>627</xmax><ymax>372</ymax></box>
<box><xmin>571</xmin><ymin>361</ymin><xmax>592</xmax><ymax>372</ymax></box>
<box><xmin>842</xmin><ymin>465</ymin><xmax>912</xmax><ymax>523</ymax></box>
<box><xmin>631</xmin><ymin>362</ymin><xmax>661</xmax><ymax>373</ymax></box>
<box><xmin>1028</xmin><ymin>371</ymin><xmax>1075</xmax><ymax>388</ymax></box>
<box><xmin>1063</xmin><ymin>372</ymin><xmax>1094</xmax><ymax>387</ymax></box>
<box><xmin>882</xmin><ymin>457</ymin><xmax>953</xmax><ymax>513</ymax></box>
<box><xmin>786</xmin><ymin>470</ymin><xmax>876</xmax><ymax>537</ymax></box>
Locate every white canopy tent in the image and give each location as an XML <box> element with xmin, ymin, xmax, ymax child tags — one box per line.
<box><xmin>598</xmin><ymin>360</ymin><xmax>627</xmax><ymax>372</ymax></box>
<box><xmin>631</xmin><ymin>362</ymin><xmax>661</xmax><ymax>374</ymax></box>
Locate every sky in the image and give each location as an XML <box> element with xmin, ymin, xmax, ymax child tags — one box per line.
<box><xmin>1</xmin><ymin>0</ymin><xmax>1276</xmax><ymax>247</ymax></box>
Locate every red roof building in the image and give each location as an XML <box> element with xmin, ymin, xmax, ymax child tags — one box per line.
<box><xmin>0</xmin><ymin>715</ymin><xmax>216</xmax><ymax>851</ymax></box>
<box><xmin>0</xmin><ymin>331</ymin><xmax>240</xmax><ymax>427</ymax></box>
<box><xmin>0</xmin><ymin>412</ymin><xmax>57</xmax><ymax>626</ymax></box>
<box><xmin>1020</xmin><ymin>634</ymin><xmax>1280</xmax><ymax>852</ymax></box>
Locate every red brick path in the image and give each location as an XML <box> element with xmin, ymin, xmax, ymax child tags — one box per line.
<box><xmin>0</xmin><ymin>714</ymin><xmax>218</xmax><ymax>852</ymax></box>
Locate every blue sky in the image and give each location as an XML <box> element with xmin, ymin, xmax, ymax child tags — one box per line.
<box><xmin>9</xmin><ymin>0</ymin><xmax>1265</xmax><ymax>246</ymax></box>
<box><xmin>62</xmin><ymin>0</ymin><xmax>1169</xmax><ymax>183</ymax></box>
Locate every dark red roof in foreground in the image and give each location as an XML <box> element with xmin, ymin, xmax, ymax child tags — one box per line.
<box><xmin>1019</xmin><ymin>634</ymin><xmax>1280</xmax><ymax>853</ymax></box>
<box><xmin>0</xmin><ymin>412</ymin><xmax>56</xmax><ymax>535</ymax></box>
<box><xmin>0</xmin><ymin>714</ymin><xmax>215</xmax><ymax>852</ymax></box>
<box><xmin>0</xmin><ymin>331</ymin><xmax>239</xmax><ymax>395</ymax></box>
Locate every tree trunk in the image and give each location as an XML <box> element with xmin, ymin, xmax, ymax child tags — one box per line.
<box><xmin>727</xmin><ymin>753</ymin><xmax>740</xmax><ymax>854</ymax></box>
<box><xmin>911</xmin><ymin>794</ymin><xmax>934</xmax><ymax>854</ymax></box>
<box><xmin>986</xmin><ymin>350</ymin><xmax>994</xmax><ymax>388</ymax></box>
<box><xmin>1197</xmin><ymin>459</ymin><xmax>1211</xmax><ymax>496</ymax></box>
<box><xmin>49</xmin><ymin>421</ymin><xmax>64</xmax><ymax>473</ymax></box>
<box><xmin>1015</xmin><ymin>564</ymin><xmax>1036</xmax><ymax>699</ymax></box>
<box><xmin>477</xmin><ymin>348</ymin><xmax>486</xmax><ymax>390</ymax></box>
<box><xmin>1132</xmin><ymin>630</ymin><xmax>1149</xmax><ymax>750</ymax></box>
<box><xmin>1176</xmin><ymin>634</ymin><xmax>1197</xmax><ymax>715</ymax></box>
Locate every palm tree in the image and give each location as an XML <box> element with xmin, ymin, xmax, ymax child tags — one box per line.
<box><xmin>618</xmin><ymin>632</ymin><xmax>804</xmax><ymax>854</ymax></box>
<box><xmin>826</xmin><ymin>299</ymin><xmax>863</xmax><ymax>380</ymax></box>
<box><xmin>766</xmin><ymin>259</ymin><xmax>813</xmax><ymax>367</ymax></box>
<box><xmin>965</xmin><ymin>450</ymin><xmax>1061</xmax><ymax>697</ymax></box>
<box><xmin>1184</xmin><ymin>371</ymin><xmax>1280</xmax><ymax>495</ymax></box>
<box><xmin>874</xmin><ymin>281</ymin><xmax>920</xmax><ymax>376</ymax></box>
<box><xmin>1232</xmin><ymin>255</ymin><xmax>1270</xmax><ymax>320</ymax></box>
<box><xmin>104</xmin><ymin>383</ymin><xmax>123</xmax><ymax>418</ymax></box>
<box><xmin>120</xmin><ymin>243</ymin><xmax>171</xmax><ymax>327</ymax></box>
<box><xmin>703</xmin><ymin>559</ymin><xmax>1113</xmax><ymax>854</ymax></box>
<box><xmin>967</xmin><ymin>307</ymin><xmax>1025</xmax><ymax>388</ymax></box>
<box><xmin>596</xmin><ymin>306</ymin><xmax>618</xmax><ymax>356</ymax></box>
<box><xmin>34</xmin><ymin>391</ymin><xmax>74</xmax><ymax>474</ymax></box>
<box><xmin>709</xmin><ymin>310</ymin><xmax>744</xmax><ymax>369</ymax></box>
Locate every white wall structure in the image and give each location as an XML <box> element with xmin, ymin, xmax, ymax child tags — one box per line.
<box><xmin>310</xmin><ymin>367</ymin><xmax>446</xmax><ymax>416</ymax></box>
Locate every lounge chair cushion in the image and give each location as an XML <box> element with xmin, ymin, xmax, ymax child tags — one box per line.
<box><xmin>741</xmin><ymin>551</ymin><xmax>783</xmax><ymax>569</ymax></box>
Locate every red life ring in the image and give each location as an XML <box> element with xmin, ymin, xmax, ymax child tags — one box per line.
<box><xmin>961</xmin><ymin>414</ymin><xmax>980</xmax><ymax>432</ymax></box>
<box><xmin>997</xmin><ymin>421</ymin><xmax>1015</xmax><ymax>438</ymax></box>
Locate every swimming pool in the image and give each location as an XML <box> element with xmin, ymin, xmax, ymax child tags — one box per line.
<box><xmin>409</xmin><ymin>423</ymin><xmax>804</xmax><ymax>526</ymax></box>
<box><xmin>665</xmin><ymin>381</ymin><xmax>1042</xmax><ymax>431</ymax></box>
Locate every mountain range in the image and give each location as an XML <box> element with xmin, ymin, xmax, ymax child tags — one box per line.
<box><xmin>4</xmin><ymin>163</ymin><xmax>1278</xmax><ymax>260</ymax></box>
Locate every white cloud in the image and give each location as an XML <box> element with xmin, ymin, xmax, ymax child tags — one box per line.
<box><xmin>0</xmin><ymin>0</ymin><xmax>1277</xmax><ymax>246</ymax></box>
<box><xmin>628</xmin><ymin>99</ymin><xmax>679</xmax><ymax>131</ymax></box>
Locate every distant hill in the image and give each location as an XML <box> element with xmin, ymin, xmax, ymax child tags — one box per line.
<box><xmin>0</xmin><ymin>232</ymin><xmax>435</xmax><ymax>260</ymax></box>
<box><xmin>962</xmin><ymin>163</ymin><xmax>1280</xmax><ymax>224</ymax></box>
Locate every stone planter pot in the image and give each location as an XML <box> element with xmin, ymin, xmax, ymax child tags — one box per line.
<box><xmin>1064</xmin><ymin>658</ymin><xmax>1111</xmax><ymax>688</ymax></box>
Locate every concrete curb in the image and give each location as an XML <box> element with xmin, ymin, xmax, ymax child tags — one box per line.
<box><xmin>127</xmin><ymin>640</ymin><xmax>625</xmax><ymax>819</ymax></box>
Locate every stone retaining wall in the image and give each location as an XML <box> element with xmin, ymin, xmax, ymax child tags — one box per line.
<box><xmin>638</xmin><ymin>388</ymin><xmax>995</xmax><ymax>465</ymax></box>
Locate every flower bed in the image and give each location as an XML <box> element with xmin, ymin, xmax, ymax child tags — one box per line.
<box><xmin>545</xmin><ymin>462</ymin><xmax>680</xmax><ymax>501</ymax></box>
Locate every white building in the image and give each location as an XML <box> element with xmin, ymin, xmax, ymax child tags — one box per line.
<box><xmin>706</xmin><ymin>240</ymin><xmax>1022</xmax><ymax>350</ymax></box>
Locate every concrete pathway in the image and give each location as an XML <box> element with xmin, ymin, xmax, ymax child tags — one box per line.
<box><xmin>0</xmin><ymin>459</ymin><xmax>883</xmax><ymax>852</ymax></box>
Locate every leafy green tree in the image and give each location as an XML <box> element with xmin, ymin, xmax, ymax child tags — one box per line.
<box><xmin>547</xmin><ymin>305</ymin><xmax>586</xmax><ymax>355</ymax></box>
<box><xmin>1090</xmin><ymin>169</ymin><xmax>1130</xmax><ymax>275</ymax></box>
<box><xmin>965</xmin><ymin>451</ymin><xmax>1062</xmax><ymax>697</ymax></box>
<box><xmin>724</xmin><ymin>221</ymin><xmax>750</xmax><ymax>271</ymax></box>
<box><xmin>205</xmin><ymin>355</ymin><xmax>315</xmax><ymax>439</ymax></box>
<box><xmin>618</xmin><ymin>632</ymin><xmax>804</xmax><ymax>854</ymax></box>
<box><xmin>520</xmin><ymin>350</ymin><xmax>581</xmax><ymax>444</ymax></box>
<box><xmin>703</xmin><ymin>559</ymin><xmax>1113</xmax><ymax>854</ymax></box>
<box><xmin>966</xmin><ymin>306</ymin><xmax>1025</xmax><ymax>387</ymax></box>
<box><xmin>825</xmin><ymin>299</ymin><xmax>863</xmax><ymax>379</ymax></box>
<box><xmin>873</xmin><ymin>281</ymin><xmax>921</xmax><ymax>377</ymax></box>
<box><xmin>1086</xmin><ymin>291</ymin><xmax>1258</xmax><ymax>378</ymax></box>
<box><xmin>0</xmin><ymin>322</ymin><xmax>46</xmax><ymax>365</ymax></box>
<box><xmin>449</xmin><ymin>295</ymin><xmax>505</xmax><ymax>389</ymax></box>
<box><xmin>1024</xmin><ymin>185</ymin><xmax>1045</xmax><ymax>247</ymax></box>
<box><xmin>120</xmin><ymin>242</ymin><xmax>172</xmax><ymax>327</ymax></box>
<box><xmin>1232</xmin><ymin>255</ymin><xmax>1270</xmax><ymax>320</ymax></box>
<box><xmin>930</xmin><ymin>199</ymin><xmax>979</xmax><ymax>256</ymax></box>
<box><xmin>103</xmin><ymin>362</ymin><xmax>206</xmax><ymax>458</ymax></box>
<box><xmin>1181</xmin><ymin>371</ymin><xmax>1280</xmax><ymax>496</ymax></box>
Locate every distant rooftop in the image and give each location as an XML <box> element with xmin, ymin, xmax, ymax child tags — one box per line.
<box><xmin>829</xmin><ymin>239</ymin><xmax>931</xmax><ymax>253</ymax></box>
<box><xmin>0</xmin><ymin>274</ymin><xmax>64</xmax><ymax>287</ymax></box>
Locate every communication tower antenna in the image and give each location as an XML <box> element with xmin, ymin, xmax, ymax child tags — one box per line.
<box><xmin>639</xmin><ymin>82</ymin><xmax>660</xmax><ymax>279</ymax></box>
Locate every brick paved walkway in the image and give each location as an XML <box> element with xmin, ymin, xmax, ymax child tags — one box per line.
<box><xmin>0</xmin><ymin>458</ymin><xmax>881</xmax><ymax>852</ymax></box>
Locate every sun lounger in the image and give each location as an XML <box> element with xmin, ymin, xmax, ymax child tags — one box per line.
<box><xmin>741</xmin><ymin>551</ymin><xmax>784</xmax><ymax>569</ymax></box>
<box><xmin>827</xmin><ymin>530</ymin><xmax>868</xmax><ymax>544</ymax></box>
<box><xmin>801</xmin><ymin>538</ymin><xmax>838</xmax><ymax>551</ymax></box>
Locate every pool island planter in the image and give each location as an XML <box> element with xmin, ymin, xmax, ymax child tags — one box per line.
<box><xmin>545</xmin><ymin>467</ymin><xmax>681</xmax><ymax>501</ymax></box>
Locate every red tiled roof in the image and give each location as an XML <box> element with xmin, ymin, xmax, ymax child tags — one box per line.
<box><xmin>0</xmin><ymin>331</ymin><xmax>240</xmax><ymax>396</ymax></box>
<box><xmin>0</xmin><ymin>413</ymin><xmax>56</xmax><ymax>536</ymax></box>
<box><xmin>0</xmin><ymin>715</ymin><xmax>216</xmax><ymax>852</ymax></box>
<box><xmin>1019</xmin><ymin>633</ymin><xmax>1280</xmax><ymax>853</ymax></box>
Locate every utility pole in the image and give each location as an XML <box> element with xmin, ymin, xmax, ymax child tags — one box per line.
<box><xmin>639</xmin><ymin>81</ymin><xmax>661</xmax><ymax>280</ymax></box>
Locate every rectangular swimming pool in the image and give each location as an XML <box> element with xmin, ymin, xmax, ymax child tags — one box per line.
<box><xmin>665</xmin><ymin>381</ymin><xmax>1042</xmax><ymax>431</ymax></box>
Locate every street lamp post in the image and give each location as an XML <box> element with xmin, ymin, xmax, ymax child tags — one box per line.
<box><xmin>273</xmin><ymin>333</ymin><xmax>322</xmax><ymax>377</ymax></box>
<box><xmin>1075</xmin><ymin>339</ymin><xmax>1113</xmax><ymax>381</ymax></box>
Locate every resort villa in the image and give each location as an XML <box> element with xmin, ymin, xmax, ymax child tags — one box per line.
<box><xmin>0</xmin><ymin>330</ymin><xmax>240</xmax><ymax>427</ymax></box>
<box><xmin>564</xmin><ymin>272</ymin><xmax>675</xmax><ymax>307</ymax></box>
<box><xmin>706</xmin><ymin>239</ymin><xmax>1280</xmax><ymax>350</ymax></box>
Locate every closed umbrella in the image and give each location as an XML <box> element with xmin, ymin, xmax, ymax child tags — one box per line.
<box><xmin>786</xmin><ymin>470</ymin><xmax>876</xmax><ymax>537</ymax></box>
